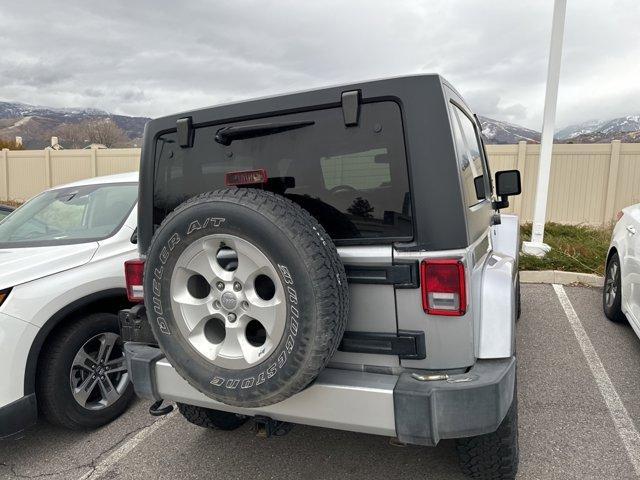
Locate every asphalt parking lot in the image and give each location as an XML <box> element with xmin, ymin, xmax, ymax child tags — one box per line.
<box><xmin>2</xmin><ymin>283</ymin><xmax>640</xmax><ymax>480</ymax></box>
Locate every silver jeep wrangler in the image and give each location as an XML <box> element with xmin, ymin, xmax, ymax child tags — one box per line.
<box><xmin>121</xmin><ymin>74</ymin><xmax>522</xmax><ymax>479</ymax></box>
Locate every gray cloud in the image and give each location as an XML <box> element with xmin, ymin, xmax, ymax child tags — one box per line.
<box><xmin>0</xmin><ymin>0</ymin><xmax>638</xmax><ymax>129</ymax></box>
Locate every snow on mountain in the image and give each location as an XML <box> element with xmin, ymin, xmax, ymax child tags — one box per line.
<box><xmin>0</xmin><ymin>101</ymin><xmax>108</xmax><ymax>119</ymax></box>
<box><xmin>555</xmin><ymin>119</ymin><xmax>606</xmax><ymax>140</ymax></box>
<box><xmin>0</xmin><ymin>101</ymin><xmax>149</xmax><ymax>148</ymax></box>
<box><xmin>480</xmin><ymin>114</ymin><xmax>640</xmax><ymax>144</ymax></box>
<box><xmin>478</xmin><ymin>116</ymin><xmax>540</xmax><ymax>144</ymax></box>
<box><xmin>556</xmin><ymin>115</ymin><xmax>640</xmax><ymax>141</ymax></box>
<box><xmin>1</xmin><ymin>99</ymin><xmax>638</xmax><ymax>148</ymax></box>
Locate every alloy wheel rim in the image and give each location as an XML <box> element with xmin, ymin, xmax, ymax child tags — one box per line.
<box><xmin>604</xmin><ymin>261</ymin><xmax>618</xmax><ymax>308</ymax></box>
<box><xmin>70</xmin><ymin>332</ymin><xmax>129</xmax><ymax>410</ymax></box>
<box><xmin>170</xmin><ymin>234</ymin><xmax>286</xmax><ymax>370</ymax></box>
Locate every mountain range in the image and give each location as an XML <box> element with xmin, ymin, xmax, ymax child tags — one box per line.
<box><xmin>478</xmin><ymin>116</ymin><xmax>541</xmax><ymax>144</ymax></box>
<box><xmin>1</xmin><ymin>101</ymin><xmax>639</xmax><ymax>148</ymax></box>
<box><xmin>480</xmin><ymin>114</ymin><xmax>640</xmax><ymax>144</ymax></box>
<box><xmin>0</xmin><ymin>102</ymin><xmax>149</xmax><ymax>148</ymax></box>
<box><xmin>555</xmin><ymin>115</ymin><xmax>640</xmax><ymax>143</ymax></box>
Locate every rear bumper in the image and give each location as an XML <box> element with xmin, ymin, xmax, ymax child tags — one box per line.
<box><xmin>125</xmin><ymin>342</ymin><xmax>515</xmax><ymax>446</ymax></box>
<box><xmin>0</xmin><ymin>394</ymin><xmax>37</xmax><ymax>440</ymax></box>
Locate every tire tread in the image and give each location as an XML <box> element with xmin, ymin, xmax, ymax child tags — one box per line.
<box><xmin>455</xmin><ymin>398</ymin><xmax>519</xmax><ymax>480</ymax></box>
<box><xmin>148</xmin><ymin>188</ymin><xmax>349</xmax><ymax>407</ymax></box>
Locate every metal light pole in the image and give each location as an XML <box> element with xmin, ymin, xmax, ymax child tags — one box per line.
<box><xmin>522</xmin><ymin>0</ymin><xmax>567</xmax><ymax>257</ymax></box>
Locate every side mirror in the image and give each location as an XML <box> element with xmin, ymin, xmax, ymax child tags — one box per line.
<box><xmin>493</xmin><ymin>170</ymin><xmax>521</xmax><ymax>209</ymax></box>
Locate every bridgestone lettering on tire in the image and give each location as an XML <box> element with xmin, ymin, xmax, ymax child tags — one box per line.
<box><xmin>144</xmin><ymin>188</ymin><xmax>349</xmax><ymax>407</ymax></box>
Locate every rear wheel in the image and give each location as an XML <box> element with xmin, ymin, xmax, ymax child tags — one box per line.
<box><xmin>37</xmin><ymin>313</ymin><xmax>134</xmax><ymax>429</ymax></box>
<box><xmin>177</xmin><ymin>403</ymin><xmax>247</xmax><ymax>430</ymax></box>
<box><xmin>455</xmin><ymin>394</ymin><xmax>519</xmax><ymax>480</ymax></box>
<box><xmin>603</xmin><ymin>252</ymin><xmax>626</xmax><ymax>323</ymax></box>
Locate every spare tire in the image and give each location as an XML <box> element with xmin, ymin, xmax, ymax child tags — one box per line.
<box><xmin>144</xmin><ymin>188</ymin><xmax>349</xmax><ymax>407</ymax></box>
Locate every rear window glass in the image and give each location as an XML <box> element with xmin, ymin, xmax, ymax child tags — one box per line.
<box><xmin>154</xmin><ymin>102</ymin><xmax>412</xmax><ymax>242</ymax></box>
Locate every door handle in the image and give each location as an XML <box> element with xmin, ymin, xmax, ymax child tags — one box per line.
<box><xmin>626</xmin><ymin>225</ymin><xmax>637</xmax><ymax>235</ymax></box>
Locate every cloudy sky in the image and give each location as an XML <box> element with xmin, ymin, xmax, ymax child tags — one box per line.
<box><xmin>1</xmin><ymin>0</ymin><xmax>638</xmax><ymax>129</ymax></box>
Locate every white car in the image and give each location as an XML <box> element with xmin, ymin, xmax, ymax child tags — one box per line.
<box><xmin>0</xmin><ymin>172</ymin><xmax>139</xmax><ymax>438</ymax></box>
<box><xmin>604</xmin><ymin>203</ymin><xmax>640</xmax><ymax>335</ymax></box>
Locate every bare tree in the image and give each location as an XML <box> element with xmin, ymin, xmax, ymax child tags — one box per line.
<box><xmin>56</xmin><ymin>119</ymin><xmax>129</xmax><ymax>148</ymax></box>
<box><xmin>82</xmin><ymin>119</ymin><xmax>129</xmax><ymax>148</ymax></box>
<box><xmin>56</xmin><ymin>123</ymin><xmax>87</xmax><ymax>149</ymax></box>
<box><xmin>0</xmin><ymin>138</ymin><xmax>24</xmax><ymax>150</ymax></box>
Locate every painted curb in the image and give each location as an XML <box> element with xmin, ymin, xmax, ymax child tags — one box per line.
<box><xmin>520</xmin><ymin>270</ymin><xmax>604</xmax><ymax>287</ymax></box>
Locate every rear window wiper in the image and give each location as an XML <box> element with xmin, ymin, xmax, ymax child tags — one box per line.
<box><xmin>214</xmin><ymin>120</ymin><xmax>314</xmax><ymax>146</ymax></box>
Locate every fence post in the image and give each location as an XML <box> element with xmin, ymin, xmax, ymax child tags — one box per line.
<box><xmin>513</xmin><ymin>141</ymin><xmax>527</xmax><ymax>216</ymax></box>
<box><xmin>603</xmin><ymin>140</ymin><xmax>621</xmax><ymax>225</ymax></box>
<box><xmin>1</xmin><ymin>149</ymin><xmax>8</xmax><ymax>201</ymax></box>
<box><xmin>90</xmin><ymin>148</ymin><xmax>98</xmax><ymax>177</ymax></box>
<box><xmin>43</xmin><ymin>147</ymin><xmax>53</xmax><ymax>187</ymax></box>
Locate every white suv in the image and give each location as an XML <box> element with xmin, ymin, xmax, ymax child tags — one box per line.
<box><xmin>604</xmin><ymin>203</ymin><xmax>640</xmax><ymax>333</ymax></box>
<box><xmin>0</xmin><ymin>172</ymin><xmax>139</xmax><ymax>438</ymax></box>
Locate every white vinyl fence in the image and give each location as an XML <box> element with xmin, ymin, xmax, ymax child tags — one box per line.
<box><xmin>1</xmin><ymin>141</ymin><xmax>639</xmax><ymax>226</ymax></box>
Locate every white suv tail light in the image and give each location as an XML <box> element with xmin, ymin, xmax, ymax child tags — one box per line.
<box><xmin>420</xmin><ymin>259</ymin><xmax>466</xmax><ymax>316</ymax></box>
<box><xmin>125</xmin><ymin>259</ymin><xmax>145</xmax><ymax>302</ymax></box>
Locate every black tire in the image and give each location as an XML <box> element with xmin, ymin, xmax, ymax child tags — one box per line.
<box><xmin>455</xmin><ymin>395</ymin><xmax>519</xmax><ymax>480</ymax></box>
<box><xmin>36</xmin><ymin>313</ymin><xmax>134</xmax><ymax>429</ymax></box>
<box><xmin>603</xmin><ymin>252</ymin><xmax>626</xmax><ymax>323</ymax></box>
<box><xmin>144</xmin><ymin>188</ymin><xmax>349</xmax><ymax>408</ymax></box>
<box><xmin>177</xmin><ymin>403</ymin><xmax>248</xmax><ymax>430</ymax></box>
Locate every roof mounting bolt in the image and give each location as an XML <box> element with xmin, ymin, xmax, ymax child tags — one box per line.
<box><xmin>216</xmin><ymin>282</ymin><xmax>225</xmax><ymax>291</ymax></box>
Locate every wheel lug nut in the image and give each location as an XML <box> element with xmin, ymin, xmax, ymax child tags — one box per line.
<box><xmin>233</xmin><ymin>282</ymin><xmax>242</xmax><ymax>291</ymax></box>
<box><xmin>214</xmin><ymin>300</ymin><xmax>221</xmax><ymax>309</ymax></box>
<box><xmin>228</xmin><ymin>313</ymin><xmax>237</xmax><ymax>323</ymax></box>
<box><xmin>241</xmin><ymin>301</ymin><xmax>249</xmax><ymax>309</ymax></box>
<box><xmin>216</xmin><ymin>282</ymin><xmax>225</xmax><ymax>291</ymax></box>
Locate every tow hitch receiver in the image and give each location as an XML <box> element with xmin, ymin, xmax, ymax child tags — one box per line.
<box><xmin>253</xmin><ymin>416</ymin><xmax>294</xmax><ymax>437</ymax></box>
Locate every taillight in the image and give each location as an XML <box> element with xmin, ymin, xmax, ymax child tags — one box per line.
<box><xmin>125</xmin><ymin>259</ymin><xmax>145</xmax><ymax>302</ymax></box>
<box><xmin>225</xmin><ymin>169</ymin><xmax>268</xmax><ymax>186</ymax></box>
<box><xmin>420</xmin><ymin>259</ymin><xmax>466</xmax><ymax>316</ymax></box>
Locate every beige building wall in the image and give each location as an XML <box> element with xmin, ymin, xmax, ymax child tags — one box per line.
<box><xmin>1</xmin><ymin>143</ymin><xmax>639</xmax><ymax>226</ymax></box>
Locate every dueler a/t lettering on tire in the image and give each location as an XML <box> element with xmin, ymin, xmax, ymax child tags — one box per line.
<box><xmin>144</xmin><ymin>188</ymin><xmax>349</xmax><ymax>407</ymax></box>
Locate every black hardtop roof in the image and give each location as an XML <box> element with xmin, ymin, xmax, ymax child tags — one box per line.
<box><xmin>138</xmin><ymin>73</ymin><xmax>481</xmax><ymax>254</ymax></box>
<box><xmin>144</xmin><ymin>73</ymin><xmax>470</xmax><ymax>133</ymax></box>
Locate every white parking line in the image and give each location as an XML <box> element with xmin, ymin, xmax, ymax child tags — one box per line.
<box><xmin>553</xmin><ymin>284</ymin><xmax>640</xmax><ymax>476</ymax></box>
<box><xmin>76</xmin><ymin>409</ymin><xmax>177</xmax><ymax>480</ymax></box>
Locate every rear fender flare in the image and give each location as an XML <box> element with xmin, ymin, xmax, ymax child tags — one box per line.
<box><xmin>478</xmin><ymin>253</ymin><xmax>516</xmax><ymax>358</ymax></box>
